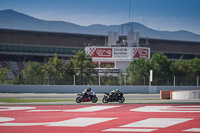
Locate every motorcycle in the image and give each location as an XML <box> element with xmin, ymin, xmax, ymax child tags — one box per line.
<box><xmin>102</xmin><ymin>92</ymin><xmax>125</xmax><ymax>103</ymax></box>
<box><xmin>76</xmin><ymin>91</ymin><xmax>98</xmax><ymax>103</ymax></box>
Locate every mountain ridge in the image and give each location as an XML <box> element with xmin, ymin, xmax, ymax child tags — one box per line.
<box><xmin>1</xmin><ymin>9</ymin><xmax>200</xmax><ymax>42</ymax></box>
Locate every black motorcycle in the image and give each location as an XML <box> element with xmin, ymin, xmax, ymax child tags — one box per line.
<box><xmin>76</xmin><ymin>91</ymin><xmax>98</xmax><ymax>103</ymax></box>
<box><xmin>102</xmin><ymin>92</ymin><xmax>125</xmax><ymax>103</ymax></box>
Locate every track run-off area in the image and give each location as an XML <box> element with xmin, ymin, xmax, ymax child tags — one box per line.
<box><xmin>0</xmin><ymin>104</ymin><xmax>200</xmax><ymax>133</ymax></box>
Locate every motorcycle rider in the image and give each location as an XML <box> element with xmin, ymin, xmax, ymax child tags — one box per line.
<box><xmin>81</xmin><ymin>87</ymin><xmax>92</xmax><ymax>99</ymax></box>
<box><xmin>109</xmin><ymin>89</ymin><xmax>122</xmax><ymax>101</ymax></box>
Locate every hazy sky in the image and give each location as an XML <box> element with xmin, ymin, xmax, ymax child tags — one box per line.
<box><xmin>0</xmin><ymin>0</ymin><xmax>200</xmax><ymax>34</ymax></box>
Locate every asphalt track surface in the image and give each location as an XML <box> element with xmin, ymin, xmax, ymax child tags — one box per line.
<box><xmin>0</xmin><ymin>104</ymin><xmax>200</xmax><ymax>133</ymax></box>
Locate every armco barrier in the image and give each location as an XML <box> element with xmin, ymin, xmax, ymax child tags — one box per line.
<box><xmin>0</xmin><ymin>85</ymin><xmax>149</xmax><ymax>93</ymax></box>
<box><xmin>0</xmin><ymin>85</ymin><xmax>200</xmax><ymax>93</ymax></box>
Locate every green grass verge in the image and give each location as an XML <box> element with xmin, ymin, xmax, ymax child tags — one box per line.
<box><xmin>0</xmin><ymin>98</ymin><xmax>74</xmax><ymax>103</ymax></box>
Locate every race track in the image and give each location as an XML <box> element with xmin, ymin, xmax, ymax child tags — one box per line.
<box><xmin>0</xmin><ymin>104</ymin><xmax>200</xmax><ymax>133</ymax></box>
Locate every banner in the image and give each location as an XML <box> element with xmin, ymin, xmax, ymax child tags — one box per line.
<box><xmin>133</xmin><ymin>47</ymin><xmax>150</xmax><ymax>59</ymax></box>
<box><xmin>85</xmin><ymin>47</ymin><xmax>150</xmax><ymax>59</ymax></box>
<box><xmin>87</xmin><ymin>47</ymin><xmax>112</xmax><ymax>58</ymax></box>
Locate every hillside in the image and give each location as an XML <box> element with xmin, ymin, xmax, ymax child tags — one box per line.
<box><xmin>1</xmin><ymin>9</ymin><xmax>200</xmax><ymax>42</ymax></box>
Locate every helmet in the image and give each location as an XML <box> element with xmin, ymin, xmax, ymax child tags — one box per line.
<box><xmin>116</xmin><ymin>89</ymin><xmax>119</xmax><ymax>92</ymax></box>
<box><xmin>87</xmin><ymin>88</ymin><xmax>91</xmax><ymax>92</ymax></box>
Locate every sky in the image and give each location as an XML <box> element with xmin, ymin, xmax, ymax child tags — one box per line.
<box><xmin>0</xmin><ymin>0</ymin><xmax>200</xmax><ymax>34</ymax></box>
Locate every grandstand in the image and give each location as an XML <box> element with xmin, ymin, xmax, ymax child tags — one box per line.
<box><xmin>0</xmin><ymin>28</ymin><xmax>200</xmax><ymax>79</ymax></box>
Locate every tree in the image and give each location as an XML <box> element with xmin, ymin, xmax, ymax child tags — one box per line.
<box><xmin>22</xmin><ymin>62</ymin><xmax>43</xmax><ymax>85</ymax></box>
<box><xmin>42</xmin><ymin>54</ymin><xmax>66</xmax><ymax>85</ymax></box>
<box><xmin>150</xmin><ymin>53</ymin><xmax>172</xmax><ymax>85</ymax></box>
<box><xmin>69</xmin><ymin>51</ymin><xmax>95</xmax><ymax>85</ymax></box>
<box><xmin>186</xmin><ymin>58</ymin><xmax>200</xmax><ymax>85</ymax></box>
<box><xmin>126</xmin><ymin>58</ymin><xmax>151</xmax><ymax>85</ymax></box>
<box><xmin>171</xmin><ymin>56</ymin><xmax>189</xmax><ymax>77</ymax></box>
<box><xmin>0</xmin><ymin>67</ymin><xmax>8</xmax><ymax>84</ymax></box>
<box><xmin>187</xmin><ymin>58</ymin><xmax>200</xmax><ymax>76</ymax></box>
<box><xmin>118</xmin><ymin>72</ymin><xmax>125</xmax><ymax>85</ymax></box>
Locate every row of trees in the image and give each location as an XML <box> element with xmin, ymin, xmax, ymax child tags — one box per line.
<box><xmin>12</xmin><ymin>51</ymin><xmax>95</xmax><ymax>85</ymax></box>
<box><xmin>0</xmin><ymin>52</ymin><xmax>200</xmax><ymax>85</ymax></box>
<box><xmin>126</xmin><ymin>53</ymin><xmax>200</xmax><ymax>85</ymax></box>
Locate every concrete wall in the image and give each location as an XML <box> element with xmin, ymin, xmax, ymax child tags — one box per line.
<box><xmin>172</xmin><ymin>90</ymin><xmax>200</xmax><ymax>100</ymax></box>
<box><xmin>0</xmin><ymin>85</ymin><xmax>200</xmax><ymax>93</ymax></box>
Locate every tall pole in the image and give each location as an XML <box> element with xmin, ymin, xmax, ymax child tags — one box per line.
<box><xmin>74</xmin><ymin>75</ymin><xmax>75</xmax><ymax>86</ymax></box>
<box><xmin>99</xmin><ymin>75</ymin><xmax>101</xmax><ymax>86</ymax></box>
<box><xmin>197</xmin><ymin>75</ymin><xmax>199</xmax><ymax>87</ymax></box>
<box><xmin>129</xmin><ymin>0</ymin><xmax>131</xmax><ymax>25</ymax></box>
<box><xmin>174</xmin><ymin>76</ymin><xmax>175</xmax><ymax>87</ymax></box>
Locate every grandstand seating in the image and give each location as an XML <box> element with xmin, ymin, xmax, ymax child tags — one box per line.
<box><xmin>0</xmin><ymin>61</ymin><xmax>27</xmax><ymax>79</ymax></box>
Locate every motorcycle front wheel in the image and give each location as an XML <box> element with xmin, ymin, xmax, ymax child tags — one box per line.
<box><xmin>118</xmin><ymin>97</ymin><xmax>125</xmax><ymax>103</ymax></box>
<box><xmin>92</xmin><ymin>97</ymin><xmax>98</xmax><ymax>103</ymax></box>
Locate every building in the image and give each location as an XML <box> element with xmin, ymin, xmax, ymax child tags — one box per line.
<box><xmin>0</xmin><ymin>28</ymin><xmax>200</xmax><ymax>79</ymax></box>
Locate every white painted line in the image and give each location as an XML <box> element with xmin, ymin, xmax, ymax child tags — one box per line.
<box><xmin>103</xmin><ymin>128</ymin><xmax>157</xmax><ymax>132</ymax></box>
<box><xmin>64</xmin><ymin>106</ymin><xmax>120</xmax><ymax>112</ymax></box>
<box><xmin>28</xmin><ymin>110</ymin><xmax>63</xmax><ymax>112</ymax></box>
<box><xmin>0</xmin><ymin>117</ymin><xmax>117</xmax><ymax>127</ymax></box>
<box><xmin>0</xmin><ymin>117</ymin><xmax>15</xmax><ymax>122</ymax></box>
<box><xmin>29</xmin><ymin>106</ymin><xmax>120</xmax><ymax>112</ymax></box>
<box><xmin>130</xmin><ymin>106</ymin><xmax>171</xmax><ymax>112</ymax></box>
<box><xmin>120</xmin><ymin>118</ymin><xmax>193</xmax><ymax>128</ymax></box>
<box><xmin>131</xmin><ymin>106</ymin><xmax>200</xmax><ymax>112</ymax></box>
<box><xmin>0</xmin><ymin>122</ymin><xmax>48</xmax><ymax>126</ymax></box>
<box><xmin>0</xmin><ymin>106</ymin><xmax>36</xmax><ymax>111</ymax></box>
<box><xmin>47</xmin><ymin>117</ymin><xmax>117</xmax><ymax>127</ymax></box>
<box><xmin>183</xmin><ymin>128</ymin><xmax>200</xmax><ymax>132</ymax></box>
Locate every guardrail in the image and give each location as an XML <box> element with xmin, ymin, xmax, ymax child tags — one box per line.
<box><xmin>0</xmin><ymin>85</ymin><xmax>200</xmax><ymax>93</ymax></box>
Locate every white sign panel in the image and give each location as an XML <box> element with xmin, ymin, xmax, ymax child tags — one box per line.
<box><xmin>113</xmin><ymin>47</ymin><xmax>130</xmax><ymax>58</ymax></box>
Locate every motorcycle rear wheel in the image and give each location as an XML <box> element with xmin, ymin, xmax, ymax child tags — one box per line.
<box><xmin>76</xmin><ymin>97</ymin><xmax>82</xmax><ymax>103</ymax></box>
<box><xmin>102</xmin><ymin>97</ymin><xmax>109</xmax><ymax>103</ymax></box>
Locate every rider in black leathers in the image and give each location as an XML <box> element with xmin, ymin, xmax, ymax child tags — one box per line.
<box><xmin>81</xmin><ymin>88</ymin><xmax>92</xmax><ymax>99</ymax></box>
<box><xmin>109</xmin><ymin>89</ymin><xmax>122</xmax><ymax>101</ymax></box>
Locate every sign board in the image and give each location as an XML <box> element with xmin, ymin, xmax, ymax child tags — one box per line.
<box><xmin>87</xmin><ymin>47</ymin><xmax>112</xmax><ymax>58</ymax></box>
<box><xmin>85</xmin><ymin>47</ymin><xmax>150</xmax><ymax>60</ymax></box>
<box><xmin>150</xmin><ymin>70</ymin><xmax>153</xmax><ymax>82</ymax></box>
<box><xmin>133</xmin><ymin>47</ymin><xmax>150</xmax><ymax>59</ymax></box>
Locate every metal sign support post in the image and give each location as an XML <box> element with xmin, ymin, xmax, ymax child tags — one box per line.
<box><xmin>149</xmin><ymin>70</ymin><xmax>153</xmax><ymax>86</ymax></box>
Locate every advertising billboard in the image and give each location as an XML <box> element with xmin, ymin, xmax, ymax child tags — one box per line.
<box><xmin>87</xmin><ymin>47</ymin><xmax>112</xmax><ymax>58</ymax></box>
<box><xmin>85</xmin><ymin>47</ymin><xmax>150</xmax><ymax>60</ymax></box>
<box><xmin>133</xmin><ymin>47</ymin><xmax>150</xmax><ymax>59</ymax></box>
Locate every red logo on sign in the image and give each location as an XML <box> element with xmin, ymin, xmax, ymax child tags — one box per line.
<box><xmin>91</xmin><ymin>48</ymin><xmax>112</xmax><ymax>58</ymax></box>
<box><xmin>133</xmin><ymin>48</ymin><xmax>149</xmax><ymax>58</ymax></box>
